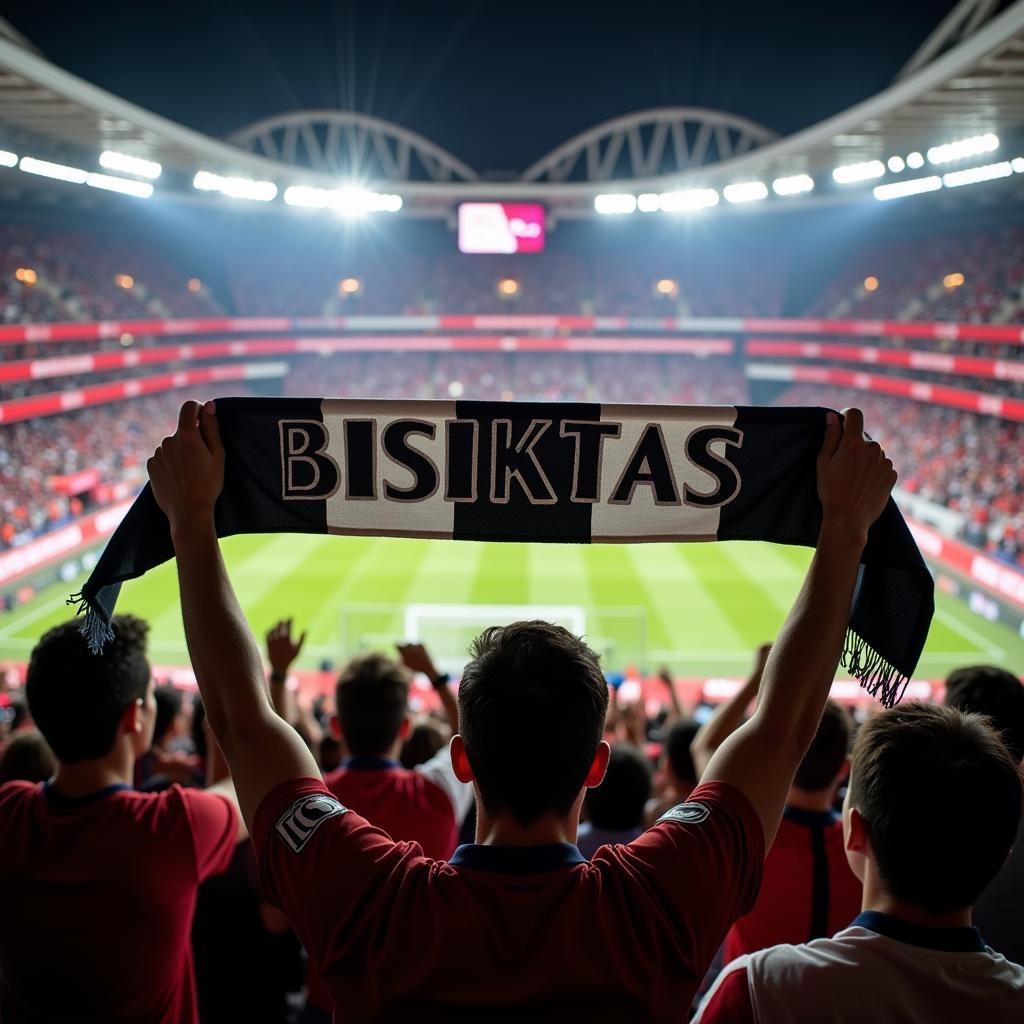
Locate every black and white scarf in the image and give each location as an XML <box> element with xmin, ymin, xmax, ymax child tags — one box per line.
<box><xmin>74</xmin><ymin>398</ymin><xmax>934</xmax><ymax>706</ymax></box>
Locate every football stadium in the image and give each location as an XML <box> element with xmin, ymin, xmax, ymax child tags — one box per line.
<box><xmin>1</xmin><ymin>3</ymin><xmax>1024</xmax><ymax>1021</ymax></box>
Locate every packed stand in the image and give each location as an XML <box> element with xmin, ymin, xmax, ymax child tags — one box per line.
<box><xmin>777</xmin><ymin>385</ymin><xmax>1024</xmax><ymax>567</ymax></box>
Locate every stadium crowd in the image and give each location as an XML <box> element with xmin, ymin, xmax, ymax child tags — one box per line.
<box><xmin>779</xmin><ymin>386</ymin><xmax>1024</xmax><ymax>567</ymax></box>
<box><xmin>0</xmin><ymin>401</ymin><xmax>1021</xmax><ymax>1023</ymax></box>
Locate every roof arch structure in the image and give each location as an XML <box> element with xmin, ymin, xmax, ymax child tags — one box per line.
<box><xmin>1</xmin><ymin>1</ymin><xmax>1024</xmax><ymax>217</ymax></box>
<box><xmin>519</xmin><ymin>108</ymin><xmax>777</xmax><ymax>183</ymax></box>
<box><xmin>229</xmin><ymin>110</ymin><xmax>479</xmax><ymax>183</ymax></box>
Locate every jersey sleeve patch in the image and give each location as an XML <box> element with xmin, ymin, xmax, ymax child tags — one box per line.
<box><xmin>274</xmin><ymin>793</ymin><xmax>348</xmax><ymax>853</ymax></box>
<box><xmin>657</xmin><ymin>801</ymin><xmax>711</xmax><ymax>826</ymax></box>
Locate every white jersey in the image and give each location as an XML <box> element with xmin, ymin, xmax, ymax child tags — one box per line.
<box><xmin>697</xmin><ymin>912</ymin><xmax>1024</xmax><ymax>1024</ymax></box>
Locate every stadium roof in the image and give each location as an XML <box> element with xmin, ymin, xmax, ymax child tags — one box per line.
<box><xmin>2</xmin><ymin>0</ymin><xmax>1024</xmax><ymax>217</ymax></box>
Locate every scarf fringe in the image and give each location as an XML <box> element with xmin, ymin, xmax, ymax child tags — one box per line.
<box><xmin>67</xmin><ymin>592</ymin><xmax>115</xmax><ymax>654</ymax></box>
<box><xmin>841</xmin><ymin>628</ymin><xmax>909</xmax><ymax>708</ymax></box>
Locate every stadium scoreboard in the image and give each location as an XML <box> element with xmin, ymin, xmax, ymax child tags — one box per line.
<box><xmin>457</xmin><ymin>202</ymin><xmax>545</xmax><ymax>253</ymax></box>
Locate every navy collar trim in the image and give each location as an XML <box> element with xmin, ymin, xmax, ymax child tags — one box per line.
<box><xmin>853</xmin><ymin>911</ymin><xmax>986</xmax><ymax>953</ymax></box>
<box><xmin>42</xmin><ymin>782</ymin><xmax>132</xmax><ymax>809</ymax></box>
<box><xmin>784</xmin><ymin>805</ymin><xmax>840</xmax><ymax>828</ymax></box>
<box><xmin>450</xmin><ymin>842</ymin><xmax>586</xmax><ymax>874</ymax></box>
<box><xmin>341</xmin><ymin>755</ymin><xmax>402</xmax><ymax>771</ymax></box>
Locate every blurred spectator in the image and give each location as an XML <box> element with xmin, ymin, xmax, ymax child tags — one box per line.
<box><xmin>0</xmin><ymin>728</ymin><xmax>56</xmax><ymax>784</ymax></box>
<box><xmin>944</xmin><ymin>665</ymin><xmax>1024</xmax><ymax>966</ymax></box>
<box><xmin>577</xmin><ymin>743</ymin><xmax>653</xmax><ymax>859</ymax></box>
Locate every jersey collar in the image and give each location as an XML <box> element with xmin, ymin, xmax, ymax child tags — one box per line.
<box><xmin>42</xmin><ymin>781</ymin><xmax>133</xmax><ymax>809</ymax></box>
<box><xmin>340</xmin><ymin>755</ymin><xmax>402</xmax><ymax>771</ymax></box>
<box><xmin>783</xmin><ymin>805</ymin><xmax>840</xmax><ymax>827</ymax></box>
<box><xmin>853</xmin><ymin>911</ymin><xmax>986</xmax><ymax>953</ymax></box>
<box><xmin>450</xmin><ymin>842</ymin><xmax>586</xmax><ymax>874</ymax></box>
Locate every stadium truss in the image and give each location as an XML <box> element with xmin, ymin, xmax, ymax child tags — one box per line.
<box><xmin>1</xmin><ymin>2</ymin><xmax>1024</xmax><ymax>216</ymax></box>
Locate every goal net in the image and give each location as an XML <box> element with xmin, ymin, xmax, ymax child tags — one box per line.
<box><xmin>339</xmin><ymin>603</ymin><xmax>647</xmax><ymax>674</ymax></box>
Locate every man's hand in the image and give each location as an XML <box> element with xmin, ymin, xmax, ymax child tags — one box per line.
<box><xmin>397</xmin><ymin>642</ymin><xmax>442</xmax><ymax>685</ymax></box>
<box><xmin>817</xmin><ymin>408</ymin><xmax>897</xmax><ymax>542</ymax></box>
<box><xmin>267</xmin><ymin>619</ymin><xmax>307</xmax><ymax>675</ymax></box>
<box><xmin>147</xmin><ymin>400</ymin><xmax>224</xmax><ymax>536</ymax></box>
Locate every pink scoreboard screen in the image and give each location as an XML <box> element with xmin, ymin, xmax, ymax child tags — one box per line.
<box><xmin>457</xmin><ymin>202</ymin><xmax>546</xmax><ymax>253</ymax></box>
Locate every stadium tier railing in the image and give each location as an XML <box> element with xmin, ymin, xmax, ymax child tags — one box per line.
<box><xmin>746</xmin><ymin>340</ymin><xmax>1024</xmax><ymax>385</ymax></box>
<box><xmin>747</xmin><ymin>364</ymin><xmax>1024</xmax><ymax>422</ymax></box>
<box><xmin>0</xmin><ymin>336</ymin><xmax>735</xmax><ymax>385</ymax></box>
<box><xmin>0</xmin><ymin>361</ymin><xmax>288</xmax><ymax>425</ymax></box>
<box><xmin>0</xmin><ymin>314</ymin><xmax>1021</xmax><ymax>347</ymax></box>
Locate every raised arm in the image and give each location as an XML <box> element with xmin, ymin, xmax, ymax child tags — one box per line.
<box><xmin>397</xmin><ymin>642</ymin><xmax>459</xmax><ymax>733</ymax></box>
<box><xmin>690</xmin><ymin>644</ymin><xmax>770</xmax><ymax>781</ymax></box>
<box><xmin>700</xmin><ymin>409</ymin><xmax>896</xmax><ymax>848</ymax></box>
<box><xmin>148</xmin><ymin>401</ymin><xmax>320</xmax><ymax>830</ymax></box>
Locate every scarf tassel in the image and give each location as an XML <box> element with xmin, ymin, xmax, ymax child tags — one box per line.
<box><xmin>68</xmin><ymin>592</ymin><xmax>115</xmax><ymax>654</ymax></box>
<box><xmin>842</xmin><ymin>628</ymin><xmax>909</xmax><ymax>708</ymax></box>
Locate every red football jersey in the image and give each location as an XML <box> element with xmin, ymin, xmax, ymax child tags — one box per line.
<box><xmin>255</xmin><ymin>776</ymin><xmax>763</xmax><ymax>1023</ymax></box>
<box><xmin>723</xmin><ymin>806</ymin><xmax>862</xmax><ymax>963</ymax></box>
<box><xmin>322</xmin><ymin>754</ymin><xmax>465</xmax><ymax>860</ymax></box>
<box><xmin>0</xmin><ymin>780</ymin><xmax>236</xmax><ymax>1024</ymax></box>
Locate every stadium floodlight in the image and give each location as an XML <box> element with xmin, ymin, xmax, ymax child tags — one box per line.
<box><xmin>906</xmin><ymin>151</ymin><xmax>924</xmax><ymax>169</ymax></box>
<box><xmin>832</xmin><ymin>160</ymin><xmax>885</xmax><ymax>184</ymax></box>
<box><xmin>873</xmin><ymin>175</ymin><xmax>942</xmax><ymax>201</ymax></box>
<box><xmin>927</xmin><ymin>133</ymin><xmax>998</xmax><ymax>165</ymax></box>
<box><xmin>942</xmin><ymin>160</ymin><xmax>1013</xmax><ymax>188</ymax></box>
<box><xmin>1013</xmin><ymin>158</ymin><xmax>1024</xmax><ymax>174</ymax></box>
<box><xmin>99</xmin><ymin>150</ymin><xmax>162</xmax><ymax>180</ymax></box>
<box><xmin>193</xmin><ymin>170</ymin><xmax>277</xmax><ymax>202</ymax></box>
<box><xmin>19</xmin><ymin>156</ymin><xmax>88</xmax><ymax>184</ymax></box>
<box><xmin>723</xmin><ymin>181</ymin><xmax>768</xmax><ymax>204</ymax></box>
<box><xmin>594</xmin><ymin>193</ymin><xmax>637</xmax><ymax>215</ymax></box>
<box><xmin>636</xmin><ymin>192</ymin><xmax>660</xmax><ymax>212</ymax></box>
<box><xmin>771</xmin><ymin>174</ymin><xmax>814</xmax><ymax>196</ymax></box>
<box><xmin>85</xmin><ymin>173</ymin><xmax>154</xmax><ymax>198</ymax></box>
<box><xmin>0</xmin><ymin>149</ymin><xmax>17</xmax><ymax>167</ymax></box>
<box><xmin>887</xmin><ymin>156</ymin><xmax>905</xmax><ymax>173</ymax></box>
<box><xmin>283</xmin><ymin>184</ymin><xmax>402</xmax><ymax>215</ymax></box>
<box><xmin>657</xmin><ymin>188</ymin><xmax>719</xmax><ymax>211</ymax></box>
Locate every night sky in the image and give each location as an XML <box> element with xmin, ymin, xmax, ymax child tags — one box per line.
<box><xmin>2</xmin><ymin>0</ymin><xmax>962</xmax><ymax>173</ymax></box>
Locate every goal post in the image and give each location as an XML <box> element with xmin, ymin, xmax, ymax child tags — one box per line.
<box><xmin>339</xmin><ymin>602</ymin><xmax>647</xmax><ymax>674</ymax></box>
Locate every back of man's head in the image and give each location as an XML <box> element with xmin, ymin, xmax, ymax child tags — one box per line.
<box><xmin>664</xmin><ymin>719</ymin><xmax>700</xmax><ymax>790</ymax></box>
<box><xmin>458</xmin><ymin>620</ymin><xmax>609</xmax><ymax>827</ymax></box>
<box><xmin>335</xmin><ymin>653</ymin><xmax>410</xmax><ymax>756</ymax></box>
<box><xmin>26</xmin><ymin>615</ymin><xmax>150</xmax><ymax>765</ymax></box>
<box><xmin>793</xmin><ymin>699</ymin><xmax>851</xmax><ymax>792</ymax></box>
<box><xmin>944</xmin><ymin>665</ymin><xmax>1024</xmax><ymax>764</ymax></box>
<box><xmin>848</xmin><ymin>701</ymin><xmax>1023</xmax><ymax>913</ymax></box>
<box><xmin>585</xmin><ymin>743</ymin><xmax>652</xmax><ymax>831</ymax></box>
<box><xmin>152</xmin><ymin>685</ymin><xmax>183</xmax><ymax>747</ymax></box>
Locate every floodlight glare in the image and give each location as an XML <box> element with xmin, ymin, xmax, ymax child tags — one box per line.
<box><xmin>1013</xmin><ymin>158</ymin><xmax>1024</xmax><ymax>174</ymax></box>
<box><xmin>193</xmin><ymin>170</ymin><xmax>277</xmax><ymax>202</ymax></box>
<box><xmin>99</xmin><ymin>150</ymin><xmax>162</xmax><ymax>179</ymax></box>
<box><xmin>283</xmin><ymin>184</ymin><xmax>402</xmax><ymax>214</ymax></box>
<box><xmin>0</xmin><ymin>150</ymin><xmax>17</xmax><ymax>168</ymax></box>
<box><xmin>942</xmin><ymin>161</ymin><xmax>1012</xmax><ymax>188</ymax></box>
<box><xmin>873</xmin><ymin>176</ymin><xmax>942</xmax><ymax>201</ymax></box>
<box><xmin>887</xmin><ymin>156</ymin><xmax>905</xmax><ymax>173</ymax></box>
<box><xmin>906</xmin><ymin>152</ymin><xmax>924</xmax><ymax>169</ymax></box>
<box><xmin>636</xmin><ymin>193</ymin><xmax>660</xmax><ymax>212</ymax></box>
<box><xmin>657</xmin><ymin>188</ymin><xmax>719</xmax><ymax>211</ymax></box>
<box><xmin>85</xmin><ymin>173</ymin><xmax>154</xmax><ymax>198</ymax></box>
<box><xmin>832</xmin><ymin>160</ymin><xmax>885</xmax><ymax>184</ymax></box>
<box><xmin>594</xmin><ymin>193</ymin><xmax>637</xmax><ymax>214</ymax></box>
<box><xmin>927</xmin><ymin>133</ymin><xmax>998</xmax><ymax>165</ymax></box>
<box><xmin>771</xmin><ymin>174</ymin><xmax>814</xmax><ymax>196</ymax></box>
<box><xmin>19</xmin><ymin>156</ymin><xmax>88</xmax><ymax>184</ymax></box>
<box><xmin>723</xmin><ymin>181</ymin><xmax>768</xmax><ymax>204</ymax></box>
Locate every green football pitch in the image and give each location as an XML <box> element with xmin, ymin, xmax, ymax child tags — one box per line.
<box><xmin>1</xmin><ymin>535</ymin><xmax>1022</xmax><ymax>679</ymax></box>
